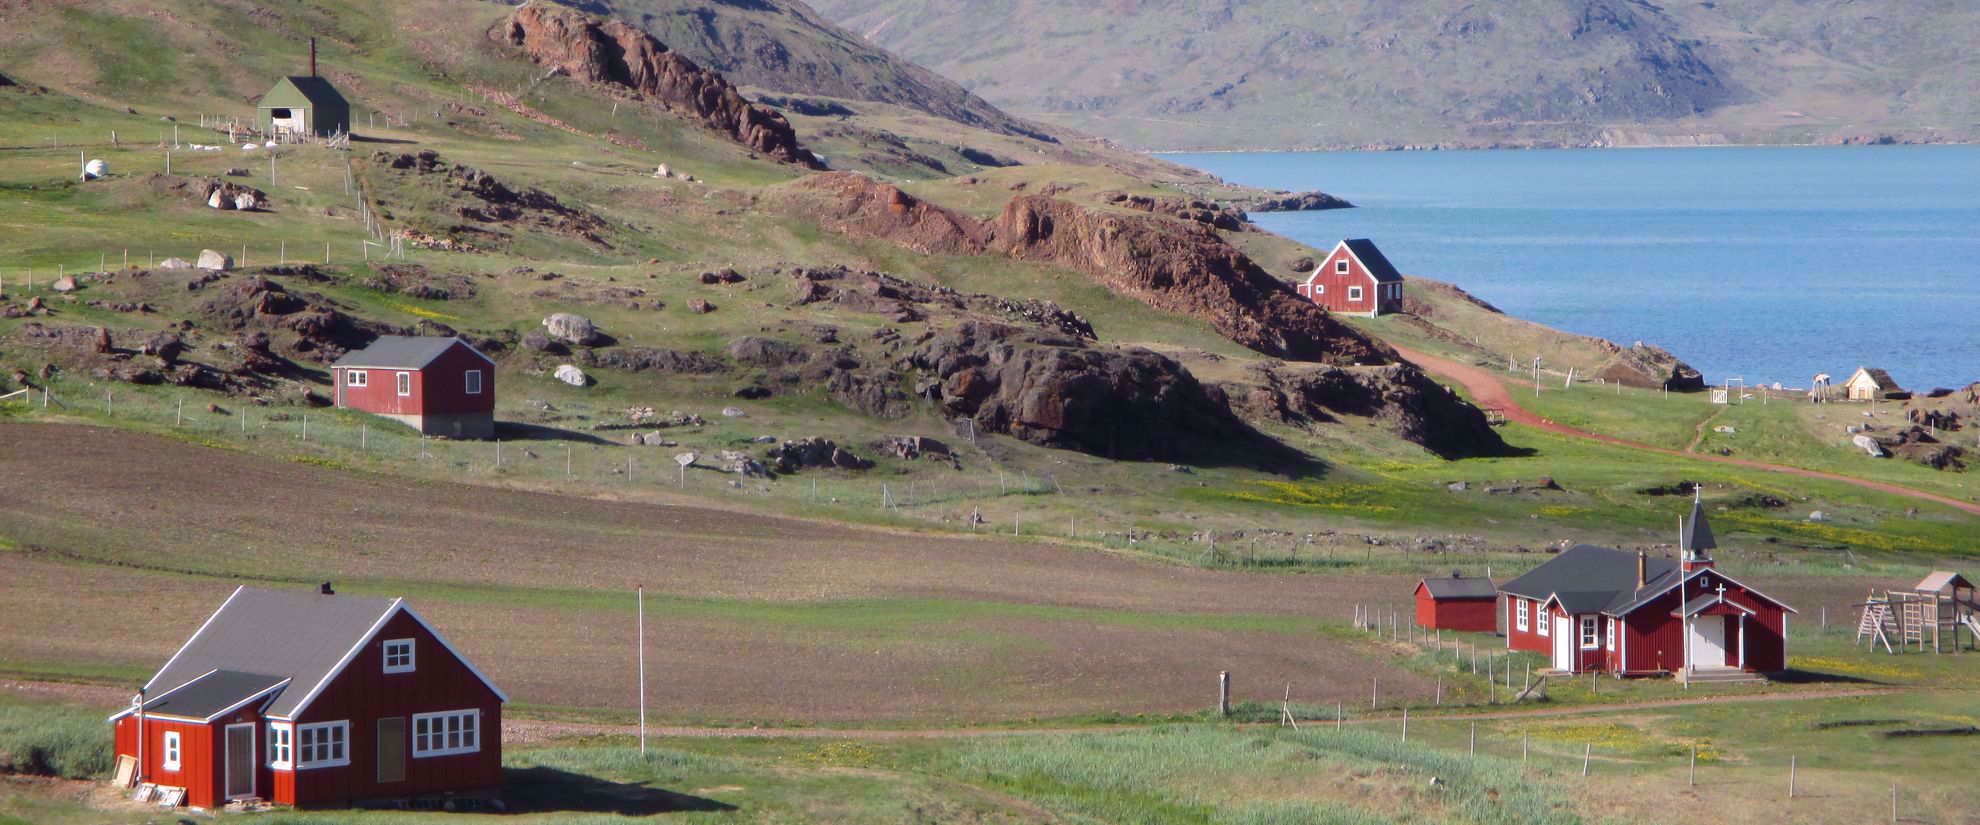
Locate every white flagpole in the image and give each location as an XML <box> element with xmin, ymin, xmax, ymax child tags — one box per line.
<box><xmin>637</xmin><ymin>585</ymin><xmax>647</xmax><ymax>755</ymax></box>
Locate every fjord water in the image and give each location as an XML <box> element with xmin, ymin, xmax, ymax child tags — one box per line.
<box><xmin>1165</xmin><ymin>147</ymin><xmax>1980</xmax><ymax>390</ymax></box>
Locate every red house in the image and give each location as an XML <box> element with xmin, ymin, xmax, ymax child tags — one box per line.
<box><xmin>1295</xmin><ymin>239</ymin><xmax>1404</xmax><ymax>317</ymax></box>
<box><xmin>1498</xmin><ymin>495</ymin><xmax>1795</xmax><ymax>683</ymax></box>
<box><xmin>331</xmin><ymin>336</ymin><xmax>495</xmax><ymax>439</ymax></box>
<box><xmin>1413</xmin><ymin>572</ymin><xmax>1499</xmax><ymax>632</ymax></box>
<box><xmin>109</xmin><ymin>585</ymin><xmax>507</xmax><ymax>809</ymax></box>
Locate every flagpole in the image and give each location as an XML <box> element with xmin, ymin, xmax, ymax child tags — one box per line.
<box><xmin>637</xmin><ymin>585</ymin><xmax>647</xmax><ymax>755</ymax></box>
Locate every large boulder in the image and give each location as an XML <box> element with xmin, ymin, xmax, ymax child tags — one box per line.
<box><xmin>726</xmin><ymin>336</ymin><xmax>809</xmax><ymax>368</ymax></box>
<box><xmin>51</xmin><ymin>276</ymin><xmax>79</xmax><ymax>293</ymax></box>
<box><xmin>542</xmin><ymin>313</ymin><xmax>600</xmax><ymax>346</ymax></box>
<box><xmin>195</xmin><ymin>249</ymin><xmax>233</xmax><ymax>272</ymax></box>
<box><xmin>766</xmin><ymin>437</ymin><xmax>873</xmax><ymax>473</ymax></box>
<box><xmin>553</xmin><ymin>364</ymin><xmax>589</xmax><ymax>386</ymax></box>
<box><xmin>159</xmin><ymin>257</ymin><xmax>193</xmax><ymax>270</ymax></box>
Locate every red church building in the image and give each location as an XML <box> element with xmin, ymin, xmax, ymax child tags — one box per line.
<box><xmin>109</xmin><ymin>585</ymin><xmax>507</xmax><ymax>809</ymax></box>
<box><xmin>1497</xmin><ymin>494</ymin><xmax>1794</xmax><ymax>683</ymax></box>
<box><xmin>331</xmin><ymin>336</ymin><xmax>496</xmax><ymax>439</ymax></box>
<box><xmin>1413</xmin><ymin>572</ymin><xmax>1499</xmax><ymax>632</ymax></box>
<box><xmin>1295</xmin><ymin>239</ymin><xmax>1404</xmax><ymax>317</ymax></box>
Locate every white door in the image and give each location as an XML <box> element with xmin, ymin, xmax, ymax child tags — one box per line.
<box><xmin>224</xmin><ymin>723</ymin><xmax>256</xmax><ymax>800</ymax></box>
<box><xmin>1552</xmin><ymin>615</ymin><xmax>1574</xmax><ymax>671</ymax></box>
<box><xmin>1690</xmin><ymin>616</ymin><xmax>1727</xmax><ymax>669</ymax></box>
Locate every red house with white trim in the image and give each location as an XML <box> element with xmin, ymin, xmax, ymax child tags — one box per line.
<box><xmin>1413</xmin><ymin>572</ymin><xmax>1499</xmax><ymax>632</ymax></box>
<box><xmin>109</xmin><ymin>585</ymin><xmax>507</xmax><ymax>809</ymax></box>
<box><xmin>331</xmin><ymin>336</ymin><xmax>495</xmax><ymax>439</ymax></box>
<box><xmin>1497</xmin><ymin>495</ymin><xmax>1794</xmax><ymax>683</ymax></box>
<box><xmin>1296</xmin><ymin>239</ymin><xmax>1404</xmax><ymax>317</ymax></box>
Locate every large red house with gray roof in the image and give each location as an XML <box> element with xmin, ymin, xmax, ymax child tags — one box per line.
<box><xmin>1497</xmin><ymin>494</ymin><xmax>1795</xmax><ymax>683</ymax></box>
<box><xmin>1296</xmin><ymin>239</ymin><xmax>1404</xmax><ymax>317</ymax></box>
<box><xmin>331</xmin><ymin>336</ymin><xmax>495</xmax><ymax>439</ymax></box>
<box><xmin>109</xmin><ymin>585</ymin><xmax>506</xmax><ymax>809</ymax></box>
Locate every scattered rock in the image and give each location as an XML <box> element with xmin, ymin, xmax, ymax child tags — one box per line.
<box><xmin>726</xmin><ymin>336</ymin><xmax>808</xmax><ymax>368</ymax></box>
<box><xmin>1242</xmin><ymin>190</ymin><xmax>1355</xmax><ymax>212</ymax></box>
<box><xmin>714</xmin><ymin>449</ymin><xmax>770</xmax><ymax>477</ymax></box>
<box><xmin>50</xmin><ymin>276</ymin><xmax>79</xmax><ymax>293</ymax></box>
<box><xmin>1447</xmin><ymin>481</ymin><xmax>1468</xmax><ymax>492</ymax></box>
<box><xmin>733</xmin><ymin>385</ymin><xmax>771</xmax><ymax>399</ymax></box>
<box><xmin>766</xmin><ymin>437</ymin><xmax>873</xmax><ymax>473</ymax></box>
<box><xmin>1807</xmin><ymin>511</ymin><xmax>1827</xmax><ymax>522</ymax></box>
<box><xmin>629</xmin><ymin>431</ymin><xmax>677</xmax><ymax>447</ymax></box>
<box><xmin>577</xmin><ymin>347</ymin><xmax>726</xmax><ymax>374</ymax></box>
<box><xmin>520</xmin><ymin>329</ymin><xmax>559</xmax><ymax>353</ymax></box>
<box><xmin>1851</xmin><ymin>434</ymin><xmax>1886</xmax><ymax>457</ymax></box>
<box><xmin>689</xmin><ymin>298</ymin><xmax>715</xmax><ymax>314</ymax></box>
<box><xmin>195</xmin><ymin>249</ymin><xmax>233</xmax><ymax>272</ymax></box>
<box><xmin>553</xmin><ymin>364</ymin><xmax>588</xmax><ymax>386</ymax></box>
<box><xmin>159</xmin><ymin>257</ymin><xmax>193</xmax><ymax>270</ymax></box>
<box><xmin>542</xmin><ymin>313</ymin><xmax>600</xmax><ymax>346</ymax></box>
<box><xmin>699</xmin><ymin>269</ymin><xmax>745</xmax><ymax>285</ymax></box>
<box><xmin>140</xmin><ymin>332</ymin><xmax>184</xmax><ymax>365</ymax></box>
<box><xmin>721</xmin><ymin>406</ymin><xmax>747</xmax><ymax>418</ymax></box>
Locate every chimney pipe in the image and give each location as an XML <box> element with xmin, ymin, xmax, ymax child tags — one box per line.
<box><xmin>1637</xmin><ymin>551</ymin><xmax>1647</xmax><ymax>590</ymax></box>
<box><xmin>310</xmin><ymin>38</ymin><xmax>318</xmax><ymax>78</ymax></box>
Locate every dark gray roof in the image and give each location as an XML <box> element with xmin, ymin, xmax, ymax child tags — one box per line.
<box><xmin>332</xmin><ymin>336</ymin><xmax>484</xmax><ymax>370</ymax></box>
<box><xmin>146</xmin><ymin>587</ymin><xmax>399</xmax><ymax>719</ymax></box>
<box><xmin>1418</xmin><ymin>573</ymin><xmax>1497</xmax><ymax>599</ymax></box>
<box><xmin>1498</xmin><ymin>544</ymin><xmax>1681</xmax><ymax>615</ymax></box>
<box><xmin>136</xmin><ymin>670</ymin><xmax>288</xmax><ymax>720</ymax></box>
<box><xmin>1858</xmin><ymin>367</ymin><xmax>1901</xmax><ymax>391</ymax></box>
<box><xmin>1682</xmin><ymin>496</ymin><xmax>1717</xmax><ymax>553</ymax></box>
<box><xmin>1343</xmin><ymin>239</ymin><xmax>1404</xmax><ymax>284</ymax></box>
<box><xmin>283</xmin><ymin>76</ymin><xmax>347</xmax><ymax>107</ymax></box>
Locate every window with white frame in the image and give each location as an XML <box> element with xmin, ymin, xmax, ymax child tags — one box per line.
<box><xmin>1580</xmin><ymin>616</ymin><xmax>1599</xmax><ymax>649</ymax></box>
<box><xmin>396</xmin><ymin>372</ymin><xmax>412</xmax><ymax>396</ymax></box>
<box><xmin>1537</xmin><ymin>608</ymin><xmax>1550</xmax><ymax>636</ymax></box>
<box><xmin>1348</xmin><ymin>286</ymin><xmax>1363</xmax><ymax>301</ymax></box>
<box><xmin>1314</xmin><ymin>284</ymin><xmax>1325</xmax><ymax>295</ymax></box>
<box><xmin>162</xmin><ymin>731</ymin><xmax>182</xmax><ymax>770</ymax></box>
<box><xmin>384</xmin><ymin>638</ymin><xmax>416</xmax><ymax>674</ymax></box>
<box><xmin>413</xmin><ymin>710</ymin><xmax>480</xmax><ymax>758</ymax></box>
<box><xmin>1516</xmin><ymin>599</ymin><xmax>1529</xmax><ymax>631</ymax></box>
<box><xmin>268</xmin><ymin>723</ymin><xmax>293</xmax><ymax>769</ymax></box>
<box><xmin>464</xmin><ymin>370</ymin><xmax>483</xmax><ymax>395</ymax></box>
<box><xmin>1335</xmin><ymin>259</ymin><xmax>1349</xmax><ymax>274</ymax></box>
<box><xmin>346</xmin><ymin>370</ymin><xmax>368</xmax><ymax>388</ymax></box>
<box><xmin>297</xmin><ymin>721</ymin><xmax>350</xmax><ymax>768</ymax></box>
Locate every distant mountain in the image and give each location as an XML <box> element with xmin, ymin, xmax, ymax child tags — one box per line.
<box><xmin>574</xmin><ymin>0</ymin><xmax>1056</xmax><ymax>141</ymax></box>
<box><xmin>810</xmin><ymin>0</ymin><xmax>1980</xmax><ymax>150</ymax></box>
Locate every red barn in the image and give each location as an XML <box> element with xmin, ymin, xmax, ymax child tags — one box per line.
<box><xmin>331</xmin><ymin>336</ymin><xmax>495</xmax><ymax>439</ymax></box>
<box><xmin>1498</xmin><ymin>496</ymin><xmax>1795</xmax><ymax>683</ymax></box>
<box><xmin>1413</xmin><ymin>572</ymin><xmax>1499</xmax><ymax>632</ymax></box>
<box><xmin>109</xmin><ymin>585</ymin><xmax>507</xmax><ymax>809</ymax></box>
<box><xmin>1295</xmin><ymin>239</ymin><xmax>1404</xmax><ymax>317</ymax></box>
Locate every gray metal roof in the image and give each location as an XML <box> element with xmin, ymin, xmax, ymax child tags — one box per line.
<box><xmin>145</xmin><ymin>587</ymin><xmax>399</xmax><ymax>719</ymax></box>
<box><xmin>1342</xmin><ymin>239</ymin><xmax>1404</xmax><ymax>284</ymax></box>
<box><xmin>1498</xmin><ymin>544</ymin><xmax>1681</xmax><ymax>615</ymax></box>
<box><xmin>1682</xmin><ymin>496</ymin><xmax>1717</xmax><ymax>553</ymax></box>
<box><xmin>332</xmin><ymin>336</ymin><xmax>484</xmax><ymax>370</ymax></box>
<box><xmin>135</xmin><ymin>670</ymin><xmax>288</xmax><ymax>720</ymax></box>
<box><xmin>1418</xmin><ymin>573</ymin><xmax>1497</xmax><ymax>599</ymax></box>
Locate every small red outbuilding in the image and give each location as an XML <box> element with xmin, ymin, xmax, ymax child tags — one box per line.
<box><xmin>1413</xmin><ymin>572</ymin><xmax>1499</xmax><ymax>632</ymax></box>
<box><xmin>1296</xmin><ymin>239</ymin><xmax>1404</xmax><ymax>317</ymax></box>
<box><xmin>331</xmin><ymin>336</ymin><xmax>495</xmax><ymax>439</ymax></box>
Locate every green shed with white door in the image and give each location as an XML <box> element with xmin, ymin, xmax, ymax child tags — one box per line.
<box><xmin>256</xmin><ymin>76</ymin><xmax>350</xmax><ymax>138</ymax></box>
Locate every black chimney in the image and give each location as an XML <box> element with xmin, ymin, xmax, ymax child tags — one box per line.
<box><xmin>310</xmin><ymin>38</ymin><xmax>317</xmax><ymax>78</ymax></box>
<box><xmin>320</xmin><ymin>581</ymin><xmax>334</xmax><ymax>595</ymax></box>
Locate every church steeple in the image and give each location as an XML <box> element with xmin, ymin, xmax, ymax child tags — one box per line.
<box><xmin>1680</xmin><ymin>486</ymin><xmax>1716</xmax><ymax>572</ymax></box>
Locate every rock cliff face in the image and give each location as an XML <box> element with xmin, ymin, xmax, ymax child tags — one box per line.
<box><xmin>990</xmin><ymin>195</ymin><xmax>1392</xmax><ymax>365</ymax></box>
<box><xmin>1231</xmin><ymin>363</ymin><xmax>1510</xmax><ymax>459</ymax></box>
<box><xmin>498</xmin><ymin>4</ymin><xmax>821</xmax><ymax>168</ymax></box>
<box><xmin>787</xmin><ymin>172</ymin><xmax>990</xmax><ymax>255</ymax></box>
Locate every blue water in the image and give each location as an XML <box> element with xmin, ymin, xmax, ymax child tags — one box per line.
<box><xmin>1162</xmin><ymin>146</ymin><xmax>1980</xmax><ymax>390</ymax></box>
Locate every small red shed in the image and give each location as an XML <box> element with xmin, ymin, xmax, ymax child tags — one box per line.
<box><xmin>109</xmin><ymin>585</ymin><xmax>507</xmax><ymax>809</ymax></box>
<box><xmin>1296</xmin><ymin>239</ymin><xmax>1404</xmax><ymax>317</ymax></box>
<box><xmin>1414</xmin><ymin>572</ymin><xmax>1499</xmax><ymax>632</ymax></box>
<box><xmin>331</xmin><ymin>336</ymin><xmax>495</xmax><ymax>439</ymax></box>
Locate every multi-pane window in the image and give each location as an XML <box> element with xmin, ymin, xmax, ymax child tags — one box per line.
<box><xmin>412</xmin><ymin>710</ymin><xmax>480</xmax><ymax>758</ymax></box>
<box><xmin>396</xmin><ymin>371</ymin><xmax>412</xmax><ymax>396</ymax></box>
<box><xmin>297</xmin><ymin>721</ymin><xmax>350</xmax><ymax>768</ymax></box>
<box><xmin>384</xmin><ymin>639</ymin><xmax>416</xmax><ymax>674</ymax></box>
<box><xmin>1538</xmin><ymin>608</ymin><xmax>1550</xmax><ymax>636</ymax></box>
<box><xmin>1348</xmin><ymin>286</ymin><xmax>1364</xmax><ymax>301</ymax></box>
<box><xmin>163</xmin><ymin>731</ymin><xmax>182</xmax><ymax>770</ymax></box>
<box><xmin>1580</xmin><ymin>616</ymin><xmax>1599</xmax><ymax>649</ymax></box>
<box><xmin>1335</xmin><ymin>259</ymin><xmax>1349</xmax><ymax>274</ymax></box>
<box><xmin>1606</xmin><ymin>617</ymin><xmax>1618</xmax><ymax>652</ymax></box>
<box><xmin>268</xmin><ymin>724</ymin><xmax>293</xmax><ymax>768</ymax></box>
<box><xmin>464</xmin><ymin>370</ymin><xmax>483</xmax><ymax>395</ymax></box>
<box><xmin>1516</xmin><ymin>599</ymin><xmax>1529</xmax><ymax>631</ymax></box>
<box><xmin>346</xmin><ymin>370</ymin><xmax>368</xmax><ymax>387</ymax></box>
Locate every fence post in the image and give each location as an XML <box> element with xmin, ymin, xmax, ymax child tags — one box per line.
<box><xmin>176</xmin><ymin>397</ymin><xmax>183</xmax><ymax>427</ymax></box>
<box><xmin>1522</xmin><ymin>731</ymin><xmax>1529</xmax><ymax>773</ymax></box>
<box><xmin>1788</xmin><ymin>755</ymin><xmax>1795</xmax><ymax>799</ymax></box>
<box><xmin>1689</xmin><ymin>743</ymin><xmax>1696</xmax><ymax>786</ymax></box>
<box><xmin>1582</xmin><ymin>742</ymin><xmax>1590</xmax><ymax>776</ymax></box>
<box><xmin>1401</xmin><ymin>707</ymin><xmax>1407</xmax><ymax>743</ymax></box>
<box><xmin>1371</xmin><ymin>677</ymin><xmax>1378</xmax><ymax>709</ymax></box>
<box><xmin>1218</xmin><ymin>671</ymin><xmax>1230</xmax><ymax>718</ymax></box>
<box><xmin>1335</xmin><ymin>701</ymin><xmax>1341</xmax><ymax>730</ymax></box>
<box><xmin>1470</xmin><ymin>722</ymin><xmax>1475</xmax><ymax>754</ymax></box>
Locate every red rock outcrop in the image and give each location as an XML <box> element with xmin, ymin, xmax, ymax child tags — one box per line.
<box><xmin>990</xmin><ymin>195</ymin><xmax>1392</xmax><ymax>365</ymax></box>
<box><xmin>497</xmin><ymin>5</ymin><xmax>821</xmax><ymax>168</ymax></box>
<box><xmin>787</xmin><ymin>172</ymin><xmax>991</xmax><ymax>255</ymax></box>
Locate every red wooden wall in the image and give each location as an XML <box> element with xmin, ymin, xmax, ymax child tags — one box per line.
<box><xmin>1414</xmin><ymin>591</ymin><xmax>1498</xmax><ymax>632</ymax></box>
<box><xmin>332</xmin><ymin>342</ymin><xmax>493</xmax><ymax>417</ymax></box>
<box><xmin>115</xmin><ymin>716</ymin><xmax>220</xmax><ymax>808</ymax></box>
<box><xmin>1504</xmin><ymin>595</ymin><xmax>1550</xmax><ymax>654</ymax></box>
<box><xmin>1297</xmin><ymin>247</ymin><xmax>1400</xmax><ymax>315</ymax></box>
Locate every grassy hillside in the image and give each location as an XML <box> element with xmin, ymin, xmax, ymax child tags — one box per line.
<box><xmin>811</xmin><ymin>0</ymin><xmax>1980</xmax><ymax>150</ymax></box>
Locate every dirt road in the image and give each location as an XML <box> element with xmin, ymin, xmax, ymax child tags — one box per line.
<box><xmin>1394</xmin><ymin>345</ymin><xmax>1980</xmax><ymax>518</ymax></box>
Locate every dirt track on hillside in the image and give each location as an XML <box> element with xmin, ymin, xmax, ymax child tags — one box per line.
<box><xmin>1394</xmin><ymin>346</ymin><xmax>1980</xmax><ymax>518</ymax></box>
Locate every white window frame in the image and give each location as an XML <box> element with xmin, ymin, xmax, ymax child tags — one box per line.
<box><xmin>296</xmin><ymin>721</ymin><xmax>351</xmax><ymax>769</ymax></box>
<box><xmin>1516</xmin><ymin>599</ymin><xmax>1529</xmax><ymax>632</ymax></box>
<box><xmin>1335</xmin><ymin>259</ymin><xmax>1349</xmax><ymax>274</ymax></box>
<box><xmin>396</xmin><ymin>371</ymin><xmax>412</xmax><ymax>396</ymax></box>
<box><xmin>1580</xmin><ymin>616</ymin><xmax>1599</xmax><ymax>650</ymax></box>
<box><xmin>346</xmin><ymin>370</ymin><xmax>368</xmax><ymax>388</ymax></box>
<box><xmin>1606</xmin><ymin>617</ymin><xmax>1618</xmax><ymax>651</ymax></box>
<box><xmin>464</xmin><ymin>370</ymin><xmax>483</xmax><ymax>396</ymax></box>
<box><xmin>268</xmin><ymin>723</ymin><xmax>293</xmax><ymax>769</ymax></box>
<box><xmin>1314</xmin><ymin>284</ymin><xmax>1325</xmax><ymax>295</ymax></box>
<box><xmin>162</xmin><ymin>731</ymin><xmax>182</xmax><ymax>771</ymax></box>
<box><xmin>1537</xmin><ymin>607</ymin><xmax>1550</xmax><ymax>636</ymax></box>
<box><xmin>383</xmin><ymin>638</ymin><xmax>416</xmax><ymax>674</ymax></box>
<box><xmin>412</xmin><ymin>709</ymin><xmax>481</xmax><ymax>758</ymax></box>
<box><xmin>1348</xmin><ymin>286</ymin><xmax>1364</xmax><ymax>302</ymax></box>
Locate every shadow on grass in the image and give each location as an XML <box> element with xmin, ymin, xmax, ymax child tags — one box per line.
<box><xmin>1767</xmin><ymin>668</ymin><xmax>1885</xmax><ymax>686</ymax></box>
<box><xmin>502</xmin><ymin>766</ymin><xmax>736</xmax><ymax>816</ymax></box>
<box><xmin>494</xmin><ymin>421</ymin><xmax>615</xmax><ymax>445</ymax></box>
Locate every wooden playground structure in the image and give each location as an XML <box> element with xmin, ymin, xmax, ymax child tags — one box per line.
<box><xmin>1855</xmin><ymin>572</ymin><xmax>1979</xmax><ymax>654</ymax></box>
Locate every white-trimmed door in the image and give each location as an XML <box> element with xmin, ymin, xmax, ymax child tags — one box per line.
<box><xmin>1552</xmin><ymin>614</ymin><xmax>1573</xmax><ymax>671</ymax></box>
<box><xmin>1690</xmin><ymin>616</ymin><xmax>1727</xmax><ymax>669</ymax></box>
<box><xmin>224</xmin><ymin>723</ymin><xmax>256</xmax><ymax>800</ymax></box>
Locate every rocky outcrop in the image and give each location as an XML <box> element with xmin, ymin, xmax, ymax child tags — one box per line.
<box><xmin>905</xmin><ymin>321</ymin><xmax>1256</xmax><ymax>461</ymax></box>
<box><xmin>144</xmin><ymin>174</ymin><xmax>269</xmax><ymax>212</ymax></box>
<box><xmin>1103</xmin><ymin>192</ymin><xmax>1250</xmax><ymax>231</ymax></box>
<box><xmin>787</xmin><ymin>264</ymin><xmax>1093</xmax><ymax>338</ymax></box>
<box><xmin>1230</xmin><ymin>362</ymin><xmax>1511</xmax><ymax>459</ymax></box>
<box><xmin>198</xmin><ymin>277</ymin><xmax>399</xmax><ymax>362</ymax></box>
<box><xmin>374</xmin><ymin>150</ymin><xmax>608</xmax><ymax>245</ymax></box>
<box><xmin>575</xmin><ymin>347</ymin><xmax>727</xmax><ymax>374</ymax></box>
<box><xmin>497</xmin><ymin>4</ymin><xmax>821</xmax><ymax>168</ymax></box>
<box><xmin>786</xmin><ymin>172</ymin><xmax>991</xmax><ymax>255</ymax></box>
<box><xmin>766</xmin><ymin>437</ymin><xmax>874</xmax><ymax>473</ymax></box>
<box><xmin>1242</xmin><ymin>190</ymin><xmax>1355</xmax><ymax>212</ymax></box>
<box><xmin>991</xmin><ymin>196</ymin><xmax>1392</xmax><ymax>365</ymax></box>
<box><xmin>1876</xmin><ymin>426</ymin><xmax>1968</xmax><ymax>471</ymax></box>
<box><xmin>1592</xmin><ymin>342</ymin><xmax>1705</xmax><ymax>392</ymax></box>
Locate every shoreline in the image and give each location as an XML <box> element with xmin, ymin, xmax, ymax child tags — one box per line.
<box><xmin>1145</xmin><ymin>140</ymin><xmax>1975</xmax><ymax>157</ymax></box>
